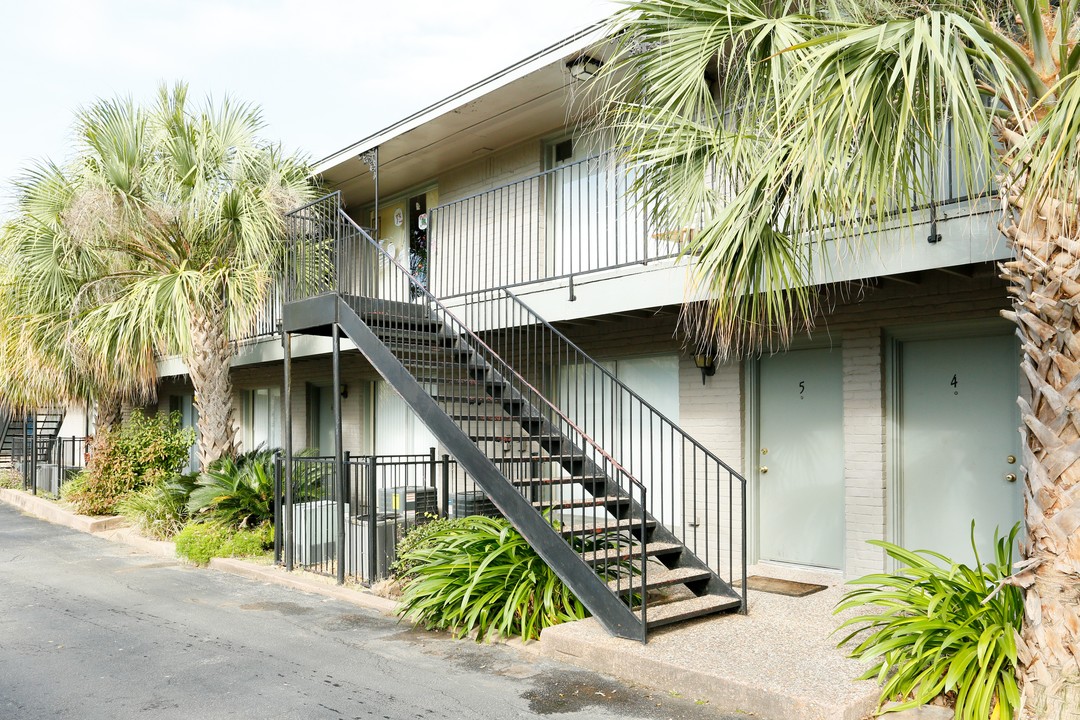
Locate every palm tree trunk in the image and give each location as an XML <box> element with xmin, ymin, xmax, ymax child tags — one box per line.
<box><xmin>187</xmin><ymin>306</ymin><xmax>237</xmax><ymax>470</ymax></box>
<box><xmin>94</xmin><ymin>392</ymin><xmax>122</xmax><ymax>435</ymax></box>
<box><xmin>998</xmin><ymin>162</ymin><xmax>1080</xmax><ymax>718</ymax></box>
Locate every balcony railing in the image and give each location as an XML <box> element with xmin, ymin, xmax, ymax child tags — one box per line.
<box><xmin>428</xmin><ymin>152</ymin><xmax>684</xmax><ymax>299</ymax></box>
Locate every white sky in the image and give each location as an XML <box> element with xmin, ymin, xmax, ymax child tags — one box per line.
<box><xmin>0</xmin><ymin>0</ymin><xmax>616</xmax><ymax>215</ymax></box>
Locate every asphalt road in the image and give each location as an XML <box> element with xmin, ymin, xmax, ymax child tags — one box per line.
<box><xmin>0</xmin><ymin>504</ymin><xmax>750</xmax><ymax>720</ymax></box>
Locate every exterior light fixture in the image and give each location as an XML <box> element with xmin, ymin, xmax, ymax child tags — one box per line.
<box><xmin>693</xmin><ymin>352</ymin><xmax>716</xmax><ymax>385</ymax></box>
<box><xmin>567</xmin><ymin>55</ymin><xmax>602</xmax><ymax>81</ymax></box>
<box><xmin>340</xmin><ymin>384</ymin><xmax>349</xmax><ymax>399</ymax></box>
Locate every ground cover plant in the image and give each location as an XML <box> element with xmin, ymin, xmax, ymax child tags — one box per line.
<box><xmin>116</xmin><ymin>474</ymin><xmax>197</xmax><ymax>540</ymax></box>
<box><xmin>835</xmin><ymin>524</ymin><xmax>1023</xmax><ymax>719</ymax></box>
<box><xmin>174</xmin><ymin>522</ymin><xmax>273</xmax><ymax>565</ymax></box>
<box><xmin>0</xmin><ymin>469</ymin><xmax>23</xmax><ymax>490</ymax></box>
<box><xmin>396</xmin><ymin>515</ymin><xmax>586</xmax><ymax>641</ymax></box>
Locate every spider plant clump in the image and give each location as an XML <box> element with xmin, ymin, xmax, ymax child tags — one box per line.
<box><xmin>396</xmin><ymin>515</ymin><xmax>587</xmax><ymax>641</ymax></box>
<box><xmin>835</xmin><ymin>523</ymin><xmax>1023</xmax><ymax>720</ymax></box>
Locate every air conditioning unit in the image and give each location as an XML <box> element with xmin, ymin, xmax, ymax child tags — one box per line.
<box><xmin>448</xmin><ymin>490</ymin><xmax>500</xmax><ymax>519</ymax></box>
<box><xmin>378</xmin><ymin>486</ymin><xmax>438</xmax><ymax>516</ymax></box>
<box><xmin>343</xmin><ymin>514</ymin><xmax>399</xmax><ymax>581</ymax></box>
<box><xmin>35</xmin><ymin>464</ymin><xmax>59</xmax><ymax>495</ymax></box>
<box><xmin>291</xmin><ymin>500</ymin><xmax>350</xmax><ymax>567</ymax></box>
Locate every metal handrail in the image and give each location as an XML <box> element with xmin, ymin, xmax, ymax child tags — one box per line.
<box><xmin>506</xmin><ymin>288</ymin><xmax>746</xmax><ymax>481</ymax></box>
<box><xmin>285</xmin><ymin>192</ymin><xmax>651</xmax><ymax>636</ymax></box>
<box><xmin>456</xmin><ymin>287</ymin><xmax>748</xmax><ymax>609</ymax></box>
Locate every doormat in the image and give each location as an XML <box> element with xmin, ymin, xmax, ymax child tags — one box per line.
<box><xmin>735</xmin><ymin>576</ymin><xmax>828</xmax><ymax>598</ymax></box>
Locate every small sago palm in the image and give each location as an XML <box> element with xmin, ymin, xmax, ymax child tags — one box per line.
<box><xmin>597</xmin><ymin>1</ymin><xmax>1080</xmax><ymax>716</ymax></box>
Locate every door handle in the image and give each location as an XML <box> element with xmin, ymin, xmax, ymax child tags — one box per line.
<box><xmin>1005</xmin><ymin>473</ymin><xmax>1017</xmax><ymax>483</ymax></box>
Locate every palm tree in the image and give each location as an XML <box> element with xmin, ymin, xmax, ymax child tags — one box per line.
<box><xmin>596</xmin><ymin>1</ymin><xmax>1080</xmax><ymax>716</ymax></box>
<box><xmin>0</xmin><ymin>161</ymin><xmax>148</xmax><ymax>434</ymax></box>
<box><xmin>6</xmin><ymin>84</ymin><xmax>314</xmax><ymax>469</ymax></box>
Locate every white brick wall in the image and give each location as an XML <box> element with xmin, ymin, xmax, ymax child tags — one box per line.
<box><xmin>841</xmin><ymin>330</ymin><xmax>886</xmax><ymax>578</ymax></box>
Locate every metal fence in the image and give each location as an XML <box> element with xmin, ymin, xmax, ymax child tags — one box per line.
<box><xmin>276</xmin><ymin>449</ymin><xmax>496</xmax><ymax>585</ymax></box>
<box><xmin>9</xmin><ymin>436</ymin><xmax>89</xmax><ymax>496</ymax></box>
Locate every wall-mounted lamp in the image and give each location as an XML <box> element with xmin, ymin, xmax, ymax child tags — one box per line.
<box><xmin>693</xmin><ymin>352</ymin><xmax>716</xmax><ymax>385</ymax></box>
<box><xmin>340</xmin><ymin>384</ymin><xmax>349</xmax><ymax>399</ymax></box>
<box><xmin>567</xmin><ymin>55</ymin><xmax>602</xmax><ymax>81</ymax></box>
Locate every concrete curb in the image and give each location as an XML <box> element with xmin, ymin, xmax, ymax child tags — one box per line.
<box><xmin>0</xmin><ymin>488</ymin><xmax>125</xmax><ymax>533</ymax></box>
<box><xmin>208</xmin><ymin>558</ymin><xmax>400</xmax><ymax>615</ymax></box>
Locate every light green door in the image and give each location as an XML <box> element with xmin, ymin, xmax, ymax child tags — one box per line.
<box><xmin>758</xmin><ymin>348</ymin><xmax>845</xmax><ymax>568</ymax></box>
<box><xmin>899</xmin><ymin>334</ymin><xmax>1022</xmax><ymax>564</ymax></box>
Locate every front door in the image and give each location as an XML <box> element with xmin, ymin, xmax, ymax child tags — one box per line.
<box><xmin>758</xmin><ymin>348</ymin><xmax>845</xmax><ymax>569</ymax></box>
<box><xmin>899</xmin><ymin>333</ymin><xmax>1022</xmax><ymax>564</ymax></box>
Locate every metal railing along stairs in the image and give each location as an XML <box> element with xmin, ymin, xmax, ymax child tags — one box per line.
<box><xmin>281</xmin><ymin>192</ymin><xmax>745</xmax><ymax>642</ymax></box>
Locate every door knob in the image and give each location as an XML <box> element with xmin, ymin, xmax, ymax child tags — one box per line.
<box><xmin>760</xmin><ymin>448</ymin><xmax>769</xmax><ymax>456</ymax></box>
<box><xmin>1005</xmin><ymin>473</ymin><xmax>1017</xmax><ymax>483</ymax></box>
<box><xmin>1006</xmin><ymin>455</ymin><xmax>1016</xmax><ymax>464</ymax></box>
<box><xmin>760</xmin><ymin>466</ymin><xmax>768</xmax><ymax>474</ymax></box>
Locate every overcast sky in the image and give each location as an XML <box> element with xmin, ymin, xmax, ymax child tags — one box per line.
<box><xmin>0</xmin><ymin>0</ymin><xmax>616</xmax><ymax>215</ymax></box>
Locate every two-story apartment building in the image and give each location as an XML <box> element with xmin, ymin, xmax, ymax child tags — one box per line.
<box><xmin>150</xmin><ymin>21</ymin><xmax>1021</xmax><ymax>637</ymax></box>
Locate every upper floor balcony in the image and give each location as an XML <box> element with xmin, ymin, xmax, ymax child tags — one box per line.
<box><xmin>240</xmin><ymin>131</ymin><xmax>1003</xmax><ymax>346</ymax></box>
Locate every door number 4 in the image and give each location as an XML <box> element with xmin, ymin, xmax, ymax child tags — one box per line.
<box><xmin>951</xmin><ymin>374</ymin><xmax>958</xmax><ymax>395</ymax></box>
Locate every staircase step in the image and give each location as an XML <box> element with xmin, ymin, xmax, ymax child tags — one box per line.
<box><xmin>608</xmin><ymin>566</ymin><xmax>712</xmax><ymax>595</ymax></box>
<box><xmin>558</xmin><ymin>517</ymin><xmax>655</xmax><ymax>537</ymax></box>
<box><xmin>508</xmin><ymin>475</ymin><xmax>607</xmax><ymax>488</ymax></box>
<box><xmin>637</xmin><ymin>594</ymin><xmax>743</xmax><ymax>629</ymax></box>
<box><xmin>469</xmin><ymin>433</ymin><xmax>562</xmax><ymax>444</ymax></box>
<box><xmin>402</xmin><ymin>359</ymin><xmax>487</xmax><ymax>374</ymax></box>
<box><xmin>579</xmin><ymin>541</ymin><xmax>683</xmax><ymax>566</ymax></box>
<box><xmin>383</xmin><ymin>344</ymin><xmax>472</xmax><ymax>361</ymax></box>
<box><xmin>371</xmin><ymin>326</ymin><xmax>456</xmax><ymax>346</ymax></box>
<box><xmin>532</xmin><ymin>495</ymin><xmax>629</xmax><ymax>512</ymax></box>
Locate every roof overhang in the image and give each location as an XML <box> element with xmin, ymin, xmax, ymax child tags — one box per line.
<box><xmin>312</xmin><ymin>21</ymin><xmax>612</xmax><ymax>211</ymax></box>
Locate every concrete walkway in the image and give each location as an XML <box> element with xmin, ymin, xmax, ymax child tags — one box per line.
<box><xmin>0</xmin><ymin>488</ymin><xmax>882</xmax><ymax>720</ymax></box>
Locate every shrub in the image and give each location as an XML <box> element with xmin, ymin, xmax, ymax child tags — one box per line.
<box><xmin>391</xmin><ymin>514</ymin><xmax>462</xmax><ymax>579</ymax></box>
<box><xmin>174</xmin><ymin>522</ymin><xmax>273</xmax><ymax>565</ymax></box>
<box><xmin>66</xmin><ymin>411</ymin><xmax>195</xmax><ymax>516</ymax></box>
<box><xmin>187</xmin><ymin>447</ymin><xmax>278</xmax><ymax>529</ymax></box>
<box><xmin>0</xmin><ymin>468</ymin><xmax>23</xmax><ymax>490</ymax></box>
<box><xmin>116</xmin><ymin>474</ymin><xmax>197</xmax><ymax>540</ymax></box>
<box><xmin>396</xmin><ymin>515</ymin><xmax>586</xmax><ymax>641</ymax></box>
<box><xmin>835</xmin><ymin>523</ymin><xmax>1023</xmax><ymax>720</ymax></box>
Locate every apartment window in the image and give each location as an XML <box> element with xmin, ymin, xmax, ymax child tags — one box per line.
<box><xmin>168</xmin><ymin>394</ymin><xmax>200</xmax><ymax>472</ymax></box>
<box><xmin>306</xmin><ymin>384</ymin><xmax>335</xmax><ymax>455</ymax></box>
<box><xmin>242</xmin><ymin>387</ymin><xmax>282</xmax><ymax>452</ymax></box>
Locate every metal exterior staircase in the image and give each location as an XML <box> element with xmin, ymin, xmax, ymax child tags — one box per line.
<box><xmin>0</xmin><ymin>409</ymin><xmax>65</xmax><ymax>472</ymax></box>
<box><xmin>283</xmin><ymin>193</ymin><xmax>746</xmax><ymax>642</ymax></box>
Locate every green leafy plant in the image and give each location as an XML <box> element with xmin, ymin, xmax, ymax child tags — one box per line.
<box><xmin>66</xmin><ymin>411</ymin><xmax>195</xmax><ymax>515</ymax></box>
<box><xmin>397</xmin><ymin>515</ymin><xmax>587</xmax><ymax>641</ymax></box>
<box><xmin>0</xmin><ymin>468</ymin><xmax>23</xmax><ymax>490</ymax></box>
<box><xmin>116</xmin><ymin>474</ymin><xmax>197</xmax><ymax>540</ymax></box>
<box><xmin>187</xmin><ymin>447</ymin><xmax>320</xmax><ymax>529</ymax></box>
<box><xmin>391</xmin><ymin>514</ymin><xmax>460</xmax><ymax>579</ymax></box>
<box><xmin>174</xmin><ymin>522</ymin><xmax>273</xmax><ymax>565</ymax></box>
<box><xmin>835</xmin><ymin>523</ymin><xmax>1023</xmax><ymax>720</ymax></box>
<box><xmin>187</xmin><ymin>447</ymin><xmax>279</xmax><ymax>529</ymax></box>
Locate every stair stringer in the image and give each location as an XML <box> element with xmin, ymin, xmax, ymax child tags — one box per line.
<box><xmin>439</xmin><ymin>331</ymin><xmax>744</xmax><ymax>606</ymax></box>
<box><xmin>333</xmin><ymin>297</ymin><xmax>647</xmax><ymax>641</ymax></box>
